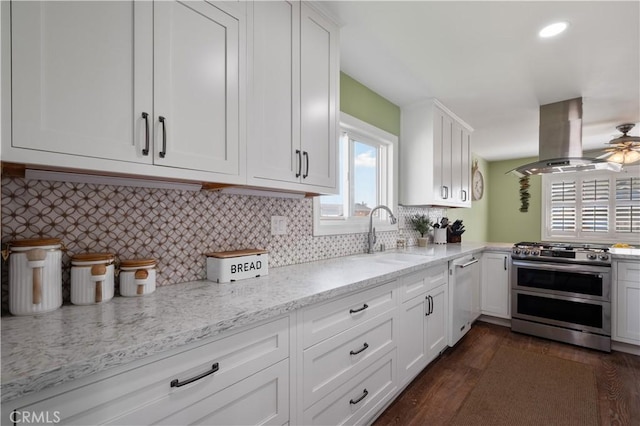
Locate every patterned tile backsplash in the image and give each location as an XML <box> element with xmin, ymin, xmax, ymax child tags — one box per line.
<box><xmin>1</xmin><ymin>176</ymin><xmax>445</xmax><ymax>315</ymax></box>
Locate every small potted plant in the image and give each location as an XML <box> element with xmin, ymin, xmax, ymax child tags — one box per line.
<box><xmin>408</xmin><ymin>214</ymin><xmax>432</xmax><ymax>247</ymax></box>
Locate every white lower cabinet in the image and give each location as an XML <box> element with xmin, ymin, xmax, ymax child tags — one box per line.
<box><xmin>6</xmin><ymin>316</ymin><xmax>289</xmax><ymax>426</ymax></box>
<box><xmin>302</xmin><ymin>350</ymin><xmax>397</xmax><ymax>426</ymax></box>
<box><xmin>613</xmin><ymin>260</ymin><xmax>640</xmax><ymax>345</ymax></box>
<box><xmin>480</xmin><ymin>252</ymin><xmax>511</xmax><ymax>319</ymax></box>
<box><xmin>398</xmin><ymin>265</ymin><xmax>448</xmax><ymax>386</ymax></box>
<box><xmin>302</xmin><ymin>310</ymin><xmax>395</xmax><ymax>408</ymax></box>
<box><xmin>3</xmin><ymin>260</ymin><xmax>462</xmax><ymax>426</ymax></box>
<box><xmin>297</xmin><ymin>280</ymin><xmax>399</xmax><ymax>425</ymax></box>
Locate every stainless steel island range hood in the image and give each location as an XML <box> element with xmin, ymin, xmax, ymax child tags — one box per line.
<box><xmin>508</xmin><ymin>97</ymin><xmax>622</xmax><ymax>177</ymax></box>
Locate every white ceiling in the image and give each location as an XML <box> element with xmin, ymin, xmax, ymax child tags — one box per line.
<box><xmin>322</xmin><ymin>1</ymin><xmax>640</xmax><ymax>162</ymax></box>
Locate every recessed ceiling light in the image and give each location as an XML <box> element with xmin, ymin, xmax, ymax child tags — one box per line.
<box><xmin>539</xmin><ymin>22</ymin><xmax>569</xmax><ymax>38</ymax></box>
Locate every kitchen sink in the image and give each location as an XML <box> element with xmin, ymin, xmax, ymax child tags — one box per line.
<box><xmin>345</xmin><ymin>251</ymin><xmax>428</xmax><ymax>266</ymax></box>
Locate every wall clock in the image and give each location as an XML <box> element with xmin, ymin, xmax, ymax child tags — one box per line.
<box><xmin>472</xmin><ymin>160</ymin><xmax>484</xmax><ymax>201</ymax></box>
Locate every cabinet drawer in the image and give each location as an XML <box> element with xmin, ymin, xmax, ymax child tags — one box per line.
<box><xmin>302</xmin><ymin>281</ymin><xmax>397</xmax><ymax>348</ymax></box>
<box><xmin>111</xmin><ymin>359</ymin><xmax>289</xmax><ymax>426</ymax></box>
<box><xmin>303</xmin><ymin>310</ymin><xmax>395</xmax><ymax>408</ymax></box>
<box><xmin>400</xmin><ymin>264</ymin><xmax>447</xmax><ymax>303</ymax></box>
<box><xmin>15</xmin><ymin>317</ymin><xmax>289</xmax><ymax>425</ymax></box>
<box><xmin>303</xmin><ymin>349</ymin><xmax>397</xmax><ymax>426</ymax></box>
<box><xmin>618</xmin><ymin>261</ymin><xmax>640</xmax><ymax>282</ymax></box>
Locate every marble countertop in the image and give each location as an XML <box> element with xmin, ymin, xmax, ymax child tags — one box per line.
<box><xmin>1</xmin><ymin>242</ymin><xmax>487</xmax><ymax>404</ymax></box>
<box><xmin>609</xmin><ymin>247</ymin><xmax>640</xmax><ymax>260</ymax></box>
<box><xmin>2</xmin><ymin>241</ymin><xmax>637</xmax><ymax>403</ymax></box>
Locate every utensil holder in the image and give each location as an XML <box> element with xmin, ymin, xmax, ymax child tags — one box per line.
<box><xmin>434</xmin><ymin>228</ymin><xmax>447</xmax><ymax>244</ymax></box>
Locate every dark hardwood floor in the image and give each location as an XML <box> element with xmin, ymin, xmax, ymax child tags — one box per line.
<box><xmin>374</xmin><ymin>321</ymin><xmax>640</xmax><ymax>426</ymax></box>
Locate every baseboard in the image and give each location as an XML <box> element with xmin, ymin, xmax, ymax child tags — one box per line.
<box><xmin>477</xmin><ymin>315</ymin><xmax>511</xmax><ymax>328</ymax></box>
<box><xmin>612</xmin><ymin>340</ymin><xmax>640</xmax><ymax>356</ymax></box>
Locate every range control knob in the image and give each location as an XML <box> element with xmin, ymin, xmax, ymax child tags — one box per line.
<box><xmin>531</xmin><ymin>250</ymin><xmax>539</xmax><ymax>256</ymax></box>
<box><xmin>523</xmin><ymin>250</ymin><xmax>530</xmax><ymax>255</ymax></box>
<box><xmin>514</xmin><ymin>249</ymin><xmax>521</xmax><ymax>255</ymax></box>
<box><xmin>587</xmin><ymin>253</ymin><xmax>597</xmax><ymax>260</ymax></box>
<box><xmin>599</xmin><ymin>254</ymin><xmax>609</xmax><ymax>261</ymax></box>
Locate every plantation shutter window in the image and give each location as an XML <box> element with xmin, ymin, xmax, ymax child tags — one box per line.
<box><xmin>581</xmin><ymin>178</ymin><xmax>609</xmax><ymax>233</ymax></box>
<box><xmin>550</xmin><ymin>181</ymin><xmax>576</xmax><ymax>232</ymax></box>
<box><xmin>542</xmin><ymin>166</ymin><xmax>640</xmax><ymax>243</ymax></box>
<box><xmin>615</xmin><ymin>176</ymin><xmax>640</xmax><ymax>233</ymax></box>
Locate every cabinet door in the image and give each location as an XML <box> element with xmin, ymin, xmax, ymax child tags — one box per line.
<box><xmin>154</xmin><ymin>0</ymin><xmax>241</xmax><ymax>175</ymax></box>
<box><xmin>248</xmin><ymin>1</ymin><xmax>300</xmax><ymax>184</ymax></box>
<box><xmin>433</xmin><ymin>108</ymin><xmax>453</xmax><ymax>204</ymax></box>
<box><xmin>426</xmin><ymin>284</ymin><xmax>448</xmax><ymax>363</ymax></box>
<box><xmin>11</xmin><ymin>1</ymin><xmax>153</xmax><ymax>163</ymax></box>
<box><xmin>399</xmin><ymin>295</ymin><xmax>427</xmax><ymax>385</ymax></box>
<box><xmin>300</xmin><ymin>3</ymin><xmax>338</xmax><ymax>188</ymax></box>
<box><xmin>135</xmin><ymin>360</ymin><xmax>289</xmax><ymax>426</ymax></box>
<box><xmin>451</xmin><ymin>123</ymin><xmax>472</xmax><ymax>206</ymax></box>
<box><xmin>481</xmin><ymin>253</ymin><xmax>510</xmax><ymax>319</ymax></box>
<box><xmin>460</xmin><ymin>128</ymin><xmax>472</xmax><ymax>206</ymax></box>
<box><xmin>615</xmin><ymin>262</ymin><xmax>640</xmax><ymax>343</ymax></box>
<box><xmin>303</xmin><ymin>351</ymin><xmax>396</xmax><ymax>426</ymax></box>
<box><xmin>451</xmin><ymin>122</ymin><xmax>463</xmax><ymax>205</ymax></box>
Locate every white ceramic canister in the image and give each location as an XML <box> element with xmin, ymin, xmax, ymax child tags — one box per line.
<box><xmin>119</xmin><ymin>259</ymin><xmax>157</xmax><ymax>297</ymax></box>
<box><xmin>434</xmin><ymin>228</ymin><xmax>447</xmax><ymax>244</ymax></box>
<box><xmin>71</xmin><ymin>253</ymin><xmax>115</xmax><ymax>305</ymax></box>
<box><xmin>7</xmin><ymin>238</ymin><xmax>63</xmax><ymax>316</ymax></box>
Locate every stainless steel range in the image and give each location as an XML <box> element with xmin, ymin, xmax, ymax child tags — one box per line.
<box><xmin>510</xmin><ymin>242</ymin><xmax>612</xmax><ymax>352</ymax></box>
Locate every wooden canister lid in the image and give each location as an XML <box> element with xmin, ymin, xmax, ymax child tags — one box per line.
<box><xmin>71</xmin><ymin>253</ymin><xmax>115</xmax><ymax>264</ymax></box>
<box><xmin>120</xmin><ymin>258</ymin><xmax>156</xmax><ymax>269</ymax></box>
<box><xmin>10</xmin><ymin>237</ymin><xmax>62</xmax><ymax>248</ymax></box>
<box><xmin>205</xmin><ymin>249</ymin><xmax>268</xmax><ymax>259</ymax></box>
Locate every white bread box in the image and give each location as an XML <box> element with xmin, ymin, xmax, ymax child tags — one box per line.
<box><xmin>205</xmin><ymin>249</ymin><xmax>268</xmax><ymax>283</ymax></box>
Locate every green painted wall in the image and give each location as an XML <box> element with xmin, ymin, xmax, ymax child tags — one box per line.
<box><xmin>486</xmin><ymin>157</ymin><xmax>542</xmax><ymax>243</ymax></box>
<box><xmin>340</xmin><ymin>72</ymin><xmax>401</xmax><ymax>136</ymax></box>
<box><xmin>449</xmin><ymin>156</ymin><xmax>489</xmax><ymax>242</ymax></box>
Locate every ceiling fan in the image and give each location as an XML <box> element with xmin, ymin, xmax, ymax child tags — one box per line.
<box><xmin>598</xmin><ymin>123</ymin><xmax>640</xmax><ymax>164</ymax></box>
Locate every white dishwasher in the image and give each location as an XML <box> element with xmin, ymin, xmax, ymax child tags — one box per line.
<box><xmin>449</xmin><ymin>255</ymin><xmax>480</xmax><ymax>346</ymax></box>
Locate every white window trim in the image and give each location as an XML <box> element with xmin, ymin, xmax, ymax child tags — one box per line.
<box><xmin>541</xmin><ymin>165</ymin><xmax>640</xmax><ymax>244</ymax></box>
<box><xmin>313</xmin><ymin>112</ymin><xmax>399</xmax><ymax>236</ymax></box>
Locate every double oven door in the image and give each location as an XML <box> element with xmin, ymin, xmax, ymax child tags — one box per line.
<box><xmin>511</xmin><ymin>259</ymin><xmax>611</xmax><ymax>337</ymax></box>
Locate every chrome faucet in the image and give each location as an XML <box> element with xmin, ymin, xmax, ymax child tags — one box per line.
<box><xmin>367</xmin><ymin>205</ymin><xmax>397</xmax><ymax>253</ymax></box>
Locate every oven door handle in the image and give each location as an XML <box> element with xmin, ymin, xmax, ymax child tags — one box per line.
<box><xmin>456</xmin><ymin>258</ymin><xmax>479</xmax><ymax>268</ymax></box>
<box><xmin>511</xmin><ymin>259</ymin><xmax>611</xmax><ymax>275</ymax></box>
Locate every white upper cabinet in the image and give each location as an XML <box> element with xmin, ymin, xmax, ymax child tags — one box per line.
<box><xmin>10</xmin><ymin>1</ymin><xmax>153</xmax><ymax>164</ymax></box>
<box><xmin>400</xmin><ymin>99</ymin><xmax>473</xmax><ymax>207</ymax></box>
<box><xmin>7</xmin><ymin>0</ymin><xmax>245</xmax><ymax>183</ymax></box>
<box><xmin>248</xmin><ymin>1</ymin><xmax>339</xmax><ymax>194</ymax></box>
<box><xmin>153</xmin><ymin>1</ymin><xmax>242</xmax><ymax>175</ymax></box>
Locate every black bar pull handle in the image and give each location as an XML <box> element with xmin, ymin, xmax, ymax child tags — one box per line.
<box><xmin>295</xmin><ymin>149</ymin><xmax>302</xmax><ymax>178</ymax></box>
<box><xmin>302</xmin><ymin>151</ymin><xmax>309</xmax><ymax>178</ymax></box>
<box><xmin>349</xmin><ymin>303</ymin><xmax>368</xmax><ymax>314</ymax></box>
<box><xmin>504</xmin><ymin>256</ymin><xmax>508</xmax><ymax>270</ymax></box>
<box><xmin>159</xmin><ymin>116</ymin><xmax>167</xmax><ymax>158</ymax></box>
<box><xmin>425</xmin><ymin>295</ymin><xmax>432</xmax><ymax>316</ymax></box>
<box><xmin>441</xmin><ymin>186</ymin><xmax>449</xmax><ymax>199</ymax></box>
<box><xmin>350</xmin><ymin>388</ymin><xmax>369</xmax><ymax>405</ymax></box>
<box><xmin>142</xmin><ymin>112</ymin><xmax>150</xmax><ymax>156</ymax></box>
<box><xmin>170</xmin><ymin>362</ymin><xmax>219</xmax><ymax>388</ymax></box>
<box><xmin>350</xmin><ymin>342</ymin><xmax>369</xmax><ymax>356</ymax></box>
